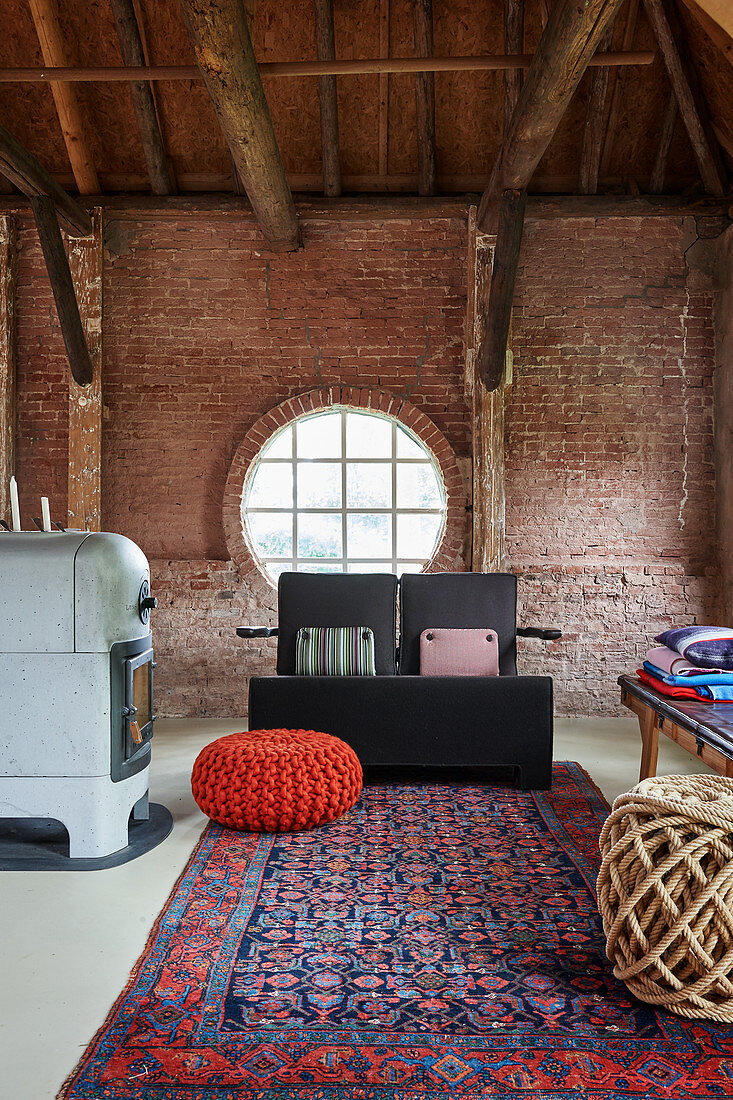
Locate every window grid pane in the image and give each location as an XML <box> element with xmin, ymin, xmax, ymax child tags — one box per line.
<box><xmin>244</xmin><ymin>408</ymin><xmax>446</xmax><ymax>584</ymax></box>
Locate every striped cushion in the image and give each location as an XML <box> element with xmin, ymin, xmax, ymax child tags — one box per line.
<box><xmin>295</xmin><ymin>626</ymin><xmax>376</xmax><ymax>676</ymax></box>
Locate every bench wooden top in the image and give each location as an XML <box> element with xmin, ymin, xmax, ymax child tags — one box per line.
<box><xmin>619</xmin><ymin>675</ymin><xmax>733</xmax><ymax>759</ymax></box>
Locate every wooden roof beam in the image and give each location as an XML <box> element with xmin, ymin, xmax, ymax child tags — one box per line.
<box><xmin>412</xmin><ymin>0</ymin><xmax>437</xmax><ymax>196</ymax></box>
<box><xmin>642</xmin><ymin>0</ymin><xmax>727</xmax><ymax>196</ymax></box>
<box><xmin>178</xmin><ymin>0</ymin><xmax>300</xmax><ymax>251</ymax></box>
<box><xmin>27</xmin><ymin>0</ymin><xmax>99</xmax><ymax>194</ymax></box>
<box><xmin>477</xmin><ymin>0</ymin><xmax>626</xmax><ymax>391</ymax></box>
<box><xmin>109</xmin><ymin>0</ymin><xmax>176</xmax><ymax>195</ymax></box>
<box><xmin>578</xmin><ymin>22</ymin><xmax>615</xmax><ymax>194</ymax></box>
<box><xmin>683</xmin><ymin>0</ymin><xmax>733</xmax><ymax>38</ymax></box>
<box><xmin>32</xmin><ymin>196</ymin><xmax>93</xmax><ymax>387</ymax></box>
<box><xmin>649</xmin><ymin>89</ymin><xmax>678</xmax><ymax>192</ymax></box>
<box><xmin>0</xmin><ymin>53</ymin><xmax>654</xmax><ymax>82</ymax></box>
<box><xmin>503</xmin><ymin>0</ymin><xmax>525</xmax><ymax>139</ymax></box>
<box><xmin>678</xmin><ymin>0</ymin><xmax>733</xmax><ymax>68</ymax></box>
<box><xmin>314</xmin><ymin>0</ymin><xmax>342</xmax><ymax>197</ymax></box>
<box><xmin>599</xmin><ymin>0</ymin><xmax>640</xmax><ymax>179</ymax></box>
<box><xmin>0</xmin><ymin>124</ymin><xmax>91</xmax><ymax>236</ymax></box>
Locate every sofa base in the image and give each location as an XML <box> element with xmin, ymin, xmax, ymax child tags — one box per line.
<box><xmin>249</xmin><ymin>674</ymin><xmax>553</xmax><ymax>790</ymax></box>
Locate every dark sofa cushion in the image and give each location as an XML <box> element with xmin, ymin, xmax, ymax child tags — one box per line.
<box><xmin>277</xmin><ymin>573</ymin><xmax>398</xmax><ymax>676</ymax></box>
<box><xmin>399</xmin><ymin>573</ymin><xmax>518</xmax><ymax>676</ymax></box>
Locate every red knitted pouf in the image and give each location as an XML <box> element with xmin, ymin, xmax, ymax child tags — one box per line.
<box><xmin>191</xmin><ymin>728</ymin><xmax>363</xmax><ymax>833</ymax></box>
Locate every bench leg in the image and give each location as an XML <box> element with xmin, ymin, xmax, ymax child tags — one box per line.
<box><xmin>638</xmin><ymin>707</ymin><xmax>660</xmax><ymax>782</ymax></box>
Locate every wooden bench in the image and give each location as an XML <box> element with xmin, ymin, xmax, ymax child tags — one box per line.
<box><xmin>619</xmin><ymin>675</ymin><xmax>733</xmax><ymax>782</ymax></box>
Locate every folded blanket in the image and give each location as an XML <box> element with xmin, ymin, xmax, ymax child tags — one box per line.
<box><xmin>656</xmin><ymin>626</ymin><xmax>733</xmax><ymax>671</ymax></box>
<box><xmin>646</xmin><ymin>645</ymin><xmax>732</xmax><ymax>677</ymax></box>
<box><xmin>643</xmin><ymin>660</ymin><xmax>733</xmax><ymax>687</ymax></box>
<box><xmin>637</xmin><ymin>669</ymin><xmax>711</xmax><ymax>700</ymax></box>
<box><xmin>637</xmin><ymin>669</ymin><xmax>733</xmax><ymax>703</ymax></box>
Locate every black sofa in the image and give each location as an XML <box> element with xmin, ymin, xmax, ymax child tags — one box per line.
<box><xmin>239</xmin><ymin>572</ymin><xmax>560</xmax><ymax>789</ymax></box>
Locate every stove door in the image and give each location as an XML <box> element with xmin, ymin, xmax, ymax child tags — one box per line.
<box><xmin>124</xmin><ymin>647</ymin><xmax>155</xmax><ymax>759</ymax></box>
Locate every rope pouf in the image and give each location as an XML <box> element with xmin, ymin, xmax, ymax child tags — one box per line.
<box><xmin>191</xmin><ymin>728</ymin><xmax>363</xmax><ymax>833</ymax></box>
<box><xmin>597</xmin><ymin>774</ymin><xmax>733</xmax><ymax>1022</ymax></box>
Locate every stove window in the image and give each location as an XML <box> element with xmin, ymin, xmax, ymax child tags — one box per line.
<box><xmin>242</xmin><ymin>408</ymin><xmax>446</xmax><ymax>584</ymax></box>
<box><xmin>133</xmin><ymin>662</ymin><xmax>152</xmax><ymax>729</ymax></box>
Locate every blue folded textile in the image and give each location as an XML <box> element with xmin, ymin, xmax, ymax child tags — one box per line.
<box><xmin>643</xmin><ymin>660</ymin><xmax>733</xmax><ymax>687</ymax></box>
<box><xmin>697</xmin><ymin>685</ymin><xmax>733</xmax><ymax>702</ymax></box>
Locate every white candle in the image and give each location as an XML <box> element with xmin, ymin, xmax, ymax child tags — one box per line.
<box><xmin>41</xmin><ymin>497</ymin><xmax>52</xmax><ymax>533</ymax></box>
<box><xmin>9</xmin><ymin>476</ymin><xmax>20</xmax><ymax>532</ymax></box>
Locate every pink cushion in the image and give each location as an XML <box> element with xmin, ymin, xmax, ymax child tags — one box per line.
<box><xmin>419</xmin><ymin>628</ymin><xmax>500</xmax><ymax>677</ymax></box>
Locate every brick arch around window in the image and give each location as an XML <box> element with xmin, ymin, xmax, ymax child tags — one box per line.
<box><xmin>223</xmin><ymin>387</ymin><xmax>469</xmax><ymax>595</ymax></box>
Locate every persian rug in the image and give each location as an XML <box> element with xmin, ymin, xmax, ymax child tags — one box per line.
<box><xmin>60</xmin><ymin>762</ymin><xmax>733</xmax><ymax>1099</ymax></box>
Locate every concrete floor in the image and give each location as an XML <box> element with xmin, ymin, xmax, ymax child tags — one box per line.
<box><xmin>0</xmin><ymin>716</ymin><xmax>715</xmax><ymax>1100</ymax></box>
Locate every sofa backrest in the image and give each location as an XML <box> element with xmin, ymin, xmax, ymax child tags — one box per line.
<box><xmin>398</xmin><ymin>572</ymin><xmax>517</xmax><ymax>675</ymax></box>
<box><xmin>277</xmin><ymin>572</ymin><xmax>398</xmax><ymax>675</ymax></box>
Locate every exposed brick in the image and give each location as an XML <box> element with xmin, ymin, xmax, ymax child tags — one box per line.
<box><xmin>13</xmin><ymin>213</ymin><xmax>720</xmax><ymax>719</ymax></box>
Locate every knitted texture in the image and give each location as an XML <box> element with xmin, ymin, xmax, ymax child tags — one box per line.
<box><xmin>191</xmin><ymin>728</ymin><xmax>363</xmax><ymax>833</ymax></box>
<box><xmin>597</xmin><ymin>774</ymin><xmax>733</xmax><ymax>1022</ymax></box>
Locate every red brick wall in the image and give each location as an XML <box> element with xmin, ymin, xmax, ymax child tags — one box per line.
<box><xmin>12</xmin><ymin>211</ymin><xmax>720</xmax><ymax>718</ymax></box>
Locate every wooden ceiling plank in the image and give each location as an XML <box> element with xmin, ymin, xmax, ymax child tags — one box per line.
<box><xmin>27</xmin><ymin>0</ymin><xmax>99</xmax><ymax>195</ymax></box>
<box><xmin>649</xmin><ymin>89</ymin><xmax>678</xmax><ymax>192</ymax></box>
<box><xmin>476</xmin><ymin>188</ymin><xmax>526</xmax><ymax>392</ymax></box>
<box><xmin>314</xmin><ymin>0</ymin><xmax>342</xmax><ymax>197</ymax></box>
<box><xmin>578</xmin><ymin>22</ymin><xmax>615</xmax><ymax>194</ymax></box>
<box><xmin>503</xmin><ymin>0</ymin><xmax>525</xmax><ymax>140</ymax></box>
<box><xmin>412</xmin><ymin>0</ymin><xmax>437</xmax><ymax>196</ymax></box>
<box><xmin>678</xmin><ymin>0</ymin><xmax>733</xmax><ymax>68</ymax></box>
<box><xmin>642</xmin><ymin>0</ymin><xmax>727</xmax><ymax>196</ymax></box>
<box><xmin>31</xmin><ymin>196</ymin><xmax>93</xmax><ymax>387</ymax></box>
<box><xmin>599</xmin><ymin>0</ymin><xmax>640</xmax><ymax>179</ymax></box>
<box><xmin>109</xmin><ymin>0</ymin><xmax>176</xmax><ymax>195</ymax></box>
<box><xmin>0</xmin><ymin>124</ymin><xmax>91</xmax><ymax>236</ymax></box>
<box><xmin>178</xmin><ymin>0</ymin><xmax>300</xmax><ymax>251</ymax></box>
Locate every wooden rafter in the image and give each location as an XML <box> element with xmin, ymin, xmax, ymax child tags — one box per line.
<box><xmin>642</xmin><ymin>0</ymin><xmax>727</xmax><ymax>196</ymax></box>
<box><xmin>0</xmin><ymin>52</ymin><xmax>653</xmax><ymax>82</ymax></box>
<box><xmin>479</xmin><ymin>0</ymin><xmax>627</xmax><ymax>219</ymax></box>
<box><xmin>314</xmin><ymin>0</ymin><xmax>342</xmax><ymax>197</ymax></box>
<box><xmin>412</xmin><ymin>0</ymin><xmax>437</xmax><ymax>196</ymax></box>
<box><xmin>109</xmin><ymin>0</ymin><xmax>176</xmax><ymax>195</ymax></box>
<box><xmin>684</xmin><ymin>0</ymin><xmax>733</xmax><ymax>38</ymax></box>
<box><xmin>27</xmin><ymin>0</ymin><xmax>99</xmax><ymax>194</ymax></box>
<box><xmin>678</xmin><ymin>0</ymin><xmax>733</xmax><ymax>68</ymax></box>
<box><xmin>649</xmin><ymin>89</ymin><xmax>678</xmax><ymax>192</ymax></box>
<box><xmin>578</xmin><ymin>22</ymin><xmax>615</xmax><ymax>194</ymax></box>
<box><xmin>178</xmin><ymin>0</ymin><xmax>300</xmax><ymax>251</ymax></box>
<box><xmin>0</xmin><ymin>216</ymin><xmax>16</xmax><ymax>525</ymax></box>
<box><xmin>599</xmin><ymin>0</ymin><xmax>640</xmax><ymax>179</ymax></box>
<box><xmin>503</xmin><ymin>0</ymin><xmax>525</xmax><ymax>139</ymax></box>
<box><xmin>379</xmin><ymin>0</ymin><xmax>390</xmax><ymax>179</ymax></box>
<box><xmin>32</xmin><ymin>196</ymin><xmax>94</xmax><ymax>387</ymax></box>
<box><xmin>476</xmin><ymin>0</ymin><xmax>626</xmax><ymax>392</ymax></box>
<box><xmin>0</xmin><ymin>124</ymin><xmax>91</xmax><ymax>236</ymax></box>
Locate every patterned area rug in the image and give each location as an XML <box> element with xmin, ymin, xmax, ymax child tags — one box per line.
<box><xmin>60</xmin><ymin>763</ymin><xmax>733</xmax><ymax>1099</ymax></box>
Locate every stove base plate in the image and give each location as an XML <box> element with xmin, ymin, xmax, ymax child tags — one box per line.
<box><xmin>0</xmin><ymin>802</ymin><xmax>174</xmax><ymax>870</ymax></box>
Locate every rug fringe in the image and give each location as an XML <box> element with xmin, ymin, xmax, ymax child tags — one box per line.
<box><xmin>568</xmin><ymin>760</ymin><xmax>612</xmax><ymax>812</ymax></box>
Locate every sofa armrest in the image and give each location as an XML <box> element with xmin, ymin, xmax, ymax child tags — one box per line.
<box><xmin>236</xmin><ymin>627</ymin><xmax>279</xmax><ymax>639</ymax></box>
<box><xmin>517</xmin><ymin>626</ymin><xmax>562</xmax><ymax>641</ymax></box>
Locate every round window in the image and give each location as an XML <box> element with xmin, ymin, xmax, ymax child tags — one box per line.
<box><xmin>242</xmin><ymin>407</ymin><xmax>447</xmax><ymax>583</ymax></box>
